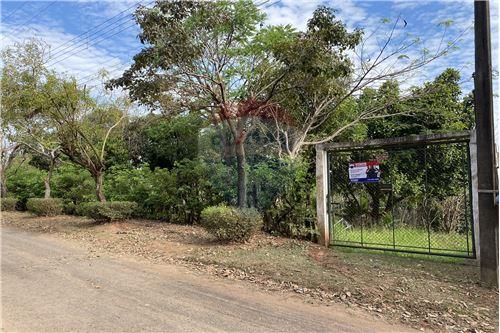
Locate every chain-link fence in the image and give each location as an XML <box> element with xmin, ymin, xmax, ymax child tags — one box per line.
<box><xmin>327</xmin><ymin>137</ymin><xmax>475</xmax><ymax>258</ymax></box>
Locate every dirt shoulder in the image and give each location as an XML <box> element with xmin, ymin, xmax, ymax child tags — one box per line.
<box><xmin>1</xmin><ymin>212</ymin><xmax>498</xmax><ymax>333</ymax></box>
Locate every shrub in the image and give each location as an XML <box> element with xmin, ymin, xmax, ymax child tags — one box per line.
<box><xmin>63</xmin><ymin>201</ymin><xmax>77</xmax><ymax>215</ymax></box>
<box><xmin>106</xmin><ymin>160</ymin><xmax>223</xmax><ymax>224</ymax></box>
<box><xmin>26</xmin><ymin>198</ymin><xmax>63</xmax><ymax>216</ymax></box>
<box><xmin>5</xmin><ymin>160</ymin><xmax>45</xmax><ymax>210</ymax></box>
<box><xmin>253</xmin><ymin>157</ymin><xmax>317</xmax><ymax>239</ymax></box>
<box><xmin>200</xmin><ymin>205</ymin><xmax>263</xmax><ymax>242</ymax></box>
<box><xmin>1</xmin><ymin>197</ymin><xmax>18</xmax><ymax>211</ymax></box>
<box><xmin>52</xmin><ymin>164</ymin><xmax>95</xmax><ymax>205</ymax></box>
<box><xmin>79</xmin><ymin>201</ymin><xmax>138</xmax><ymax>222</ymax></box>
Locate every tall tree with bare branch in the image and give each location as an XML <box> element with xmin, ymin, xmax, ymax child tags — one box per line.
<box><xmin>43</xmin><ymin>74</ymin><xmax>128</xmax><ymax>202</ymax></box>
<box><xmin>267</xmin><ymin>8</ymin><xmax>466</xmax><ymax>158</ymax></box>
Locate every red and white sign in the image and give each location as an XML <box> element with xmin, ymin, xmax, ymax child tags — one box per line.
<box><xmin>348</xmin><ymin>161</ymin><xmax>380</xmax><ymax>183</ymax></box>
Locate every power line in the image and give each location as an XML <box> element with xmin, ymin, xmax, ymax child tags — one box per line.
<box><xmin>77</xmin><ymin>59</ymin><xmax>131</xmax><ymax>84</ymax></box>
<box><xmin>49</xmin><ymin>1</ymin><xmax>143</xmax><ymax>56</ymax></box>
<box><xmin>1</xmin><ymin>1</ymin><xmax>56</xmax><ymax>40</ymax></box>
<box><xmin>78</xmin><ymin>63</ymin><xmax>132</xmax><ymax>88</ymax></box>
<box><xmin>55</xmin><ymin>0</ymin><xmax>281</xmax><ymax>88</ymax></box>
<box><xmin>47</xmin><ymin>14</ymin><xmax>136</xmax><ymax>63</ymax></box>
<box><xmin>261</xmin><ymin>0</ymin><xmax>281</xmax><ymax>9</ymax></box>
<box><xmin>47</xmin><ymin>21</ymin><xmax>138</xmax><ymax>68</ymax></box>
<box><xmin>2</xmin><ymin>2</ymin><xmax>27</xmax><ymax>21</ymax></box>
<box><xmin>46</xmin><ymin>1</ymin><xmax>154</xmax><ymax>67</ymax></box>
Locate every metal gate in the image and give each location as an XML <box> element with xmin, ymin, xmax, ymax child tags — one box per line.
<box><xmin>326</xmin><ymin>133</ymin><xmax>475</xmax><ymax>258</ymax></box>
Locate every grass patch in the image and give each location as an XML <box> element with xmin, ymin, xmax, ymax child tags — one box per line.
<box><xmin>331</xmin><ymin>223</ymin><xmax>474</xmax><ymax>257</ymax></box>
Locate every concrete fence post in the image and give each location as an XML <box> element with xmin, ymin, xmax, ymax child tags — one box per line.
<box><xmin>469</xmin><ymin>129</ymin><xmax>480</xmax><ymax>263</ymax></box>
<box><xmin>315</xmin><ymin>145</ymin><xmax>330</xmax><ymax>246</ymax></box>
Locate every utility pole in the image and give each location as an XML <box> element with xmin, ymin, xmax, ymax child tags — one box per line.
<box><xmin>474</xmin><ymin>0</ymin><xmax>498</xmax><ymax>287</ymax></box>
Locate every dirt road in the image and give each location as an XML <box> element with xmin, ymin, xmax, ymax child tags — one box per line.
<box><xmin>0</xmin><ymin>226</ymin><xmax>414</xmax><ymax>332</ymax></box>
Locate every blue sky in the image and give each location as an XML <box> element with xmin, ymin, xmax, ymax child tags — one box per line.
<box><xmin>0</xmin><ymin>0</ymin><xmax>499</xmax><ymax>138</ymax></box>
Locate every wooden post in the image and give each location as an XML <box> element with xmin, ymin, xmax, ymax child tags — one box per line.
<box><xmin>316</xmin><ymin>145</ymin><xmax>330</xmax><ymax>246</ymax></box>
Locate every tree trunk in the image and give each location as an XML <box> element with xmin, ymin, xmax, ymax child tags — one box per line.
<box><xmin>366</xmin><ymin>183</ymin><xmax>381</xmax><ymax>223</ymax></box>
<box><xmin>44</xmin><ymin>160</ymin><xmax>54</xmax><ymax>199</ymax></box>
<box><xmin>94</xmin><ymin>172</ymin><xmax>106</xmax><ymax>202</ymax></box>
<box><xmin>235</xmin><ymin>141</ymin><xmax>247</xmax><ymax>208</ymax></box>
<box><xmin>0</xmin><ymin>175</ymin><xmax>7</xmax><ymax>198</ymax></box>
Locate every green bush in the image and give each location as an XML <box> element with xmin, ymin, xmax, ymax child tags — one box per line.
<box><xmin>252</xmin><ymin>157</ymin><xmax>317</xmax><ymax>239</ymax></box>
<box><xmin>26</xmin><ymin>198</ymin><xmax>63</xmax><ymax>216</ymax></box>
<box><xmin>52</xmin><ymin>163</ymin><xmax>95</xmax><ymax>205</ymax></box>
<box><xmin>105</xmin><ymin>159</ymin><xmax>223</xmax><ymax>224</ymax></box>
<box><xmin>200</xmin><ymin>205</ymin><xmax>263</xmax><ymax>242</ymax></box>
<box><xmin>1</xmin><ymin>197</ymin><xmax>18</xmax><ymax>211</ymax></box>
<box><xmin>5</xmin><ymin>160</ymin><xmax>45</xmax><ymax>210</ymax></box>
<box><xmin>62</xmin><ymin>201</ymin><xmax>77</xmax><ymax>215</ymax></box>
<box><xmin>79</xmin><ymin>201</ymin><xmax>138</xmax><ymax>222</ymax></box>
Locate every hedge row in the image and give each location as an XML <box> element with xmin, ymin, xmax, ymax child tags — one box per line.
<box><xmin>200</xmin><ymin>205</ymin><xmax>263</xmax><ymax>242</ymax></box>
<box><xmin>1</xmin><ymin>198</ymin><xmax>18</xmax><ymax>211</ymax></box>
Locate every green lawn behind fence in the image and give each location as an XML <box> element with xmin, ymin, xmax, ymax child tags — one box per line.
<box><xmin>331</xmin><ymin>222</ymin><xmax>474</xmax><ymax>256</ymax></box>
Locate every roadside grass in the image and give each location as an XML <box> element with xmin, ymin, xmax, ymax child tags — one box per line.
<box><xmin>331</xmin><ymin>224</ymin><xmax>474</xmax><ymax>258</ymax></box>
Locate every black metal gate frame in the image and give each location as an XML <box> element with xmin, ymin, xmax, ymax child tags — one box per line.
<box><xmin>323</xmin><ymin>131</ymin><xmax>476</xmax><ymax>259</ymax></box>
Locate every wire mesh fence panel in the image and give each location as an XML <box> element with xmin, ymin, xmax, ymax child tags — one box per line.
<box><xmin>327</xmin><ymin>139</ymin><xmax>475</xmax><ymax>258</ymax></box>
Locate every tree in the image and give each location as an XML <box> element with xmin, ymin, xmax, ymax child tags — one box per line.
<box><xmin>0</xmin><ymin>38</ymin><xmax>49</xmax><ymax>197</ymax></box>
<box><xmin>330</xmin><ymin>69</ymin><xmax>474</xmax><ymax>224</ymax></box>
<box><xmin>108</xmin><ymin>0</ymin><xmax>291</xmax><ymax>208</ymax></box>
<box><xmin>268</xmin><ymin>9</ymin><xmax>464</xmax><ymax>158</ymax></box>
<box><xmin>366</xmin><ymin>68</ymin><xmax>473</xmax><ymax>138</ymax></box>
<box><xmin>124</xmin><ymin>113</ymin><xmax>202</xmax><ymax>170</ymax></box>
<box><xmin>43</xmin><ymin>74</ymin><xmax>128</xmax><ymax>202</ymax></box>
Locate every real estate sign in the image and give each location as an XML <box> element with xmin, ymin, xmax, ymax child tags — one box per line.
<box><xmin>348</xmin><ymin>161</ymin><xmax>380</xmax><ymax>183</ymax></box>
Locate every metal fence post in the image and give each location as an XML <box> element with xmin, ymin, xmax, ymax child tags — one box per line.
<box><xmin>316</xmin><ymin>145</ymin><xmax>330</xmax><ymax>246</ymax></box>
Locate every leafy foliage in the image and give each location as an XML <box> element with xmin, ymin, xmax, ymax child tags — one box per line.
<box><xmin>5</xmin><ymin>159</ymin><xmax>45</xmax><ymax>209</ymax></box>
<box><xmin>1</xmin><ymin>197</ymin><xmax>18</xmax><ymax>211</ymax></box>
<box><xmin>125</xmin><ymin>114</ymin><xmax>202</xmax><ymax>170</ymax></box>
<box><xmin>26</xmin><ymin>198</ymin><xmax>63</xmax><ymax>216</ymax></box>
<box><xmin>251</xmin><ymin>155</ymin><xmax>317</xmax><ymax>239</ymax></box>
<box><xmin>78</xmin><ymin>201</ymin><xmax>138</xmax><ymax>222</ymax></box>
<box><xmin>52</xmin><ymin>163</ymin><xmax>95</xmax><ymax>205</ymax></box>
<box><xmin>105</xmin><ymin>159</ymin><xmax>223</xmax><ymax>223</ymax></box>
<box><xmin>200</xmin><ymin>205</ymin><xmax>263</xmax><ymax>242</ymax></box>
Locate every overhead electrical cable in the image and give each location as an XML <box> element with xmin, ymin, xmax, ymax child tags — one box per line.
<box><xmin>47</xmin><ymin>22</ymin><xmax>138</xmax><ymax>68</ymax></box>
<box><xmin>48</xmin><ymin>1</ymin><xmax>145</xmax><ymax>57</ymax></box>
<box><xmin>2</xmin><ymin>2</ymin><xmax>28</xmax><ymax>21</ymax></box>
<box><xmin>1</xmin><ymin>1</ymin><xmax>56</xmax><ymax>40</ymax></box>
